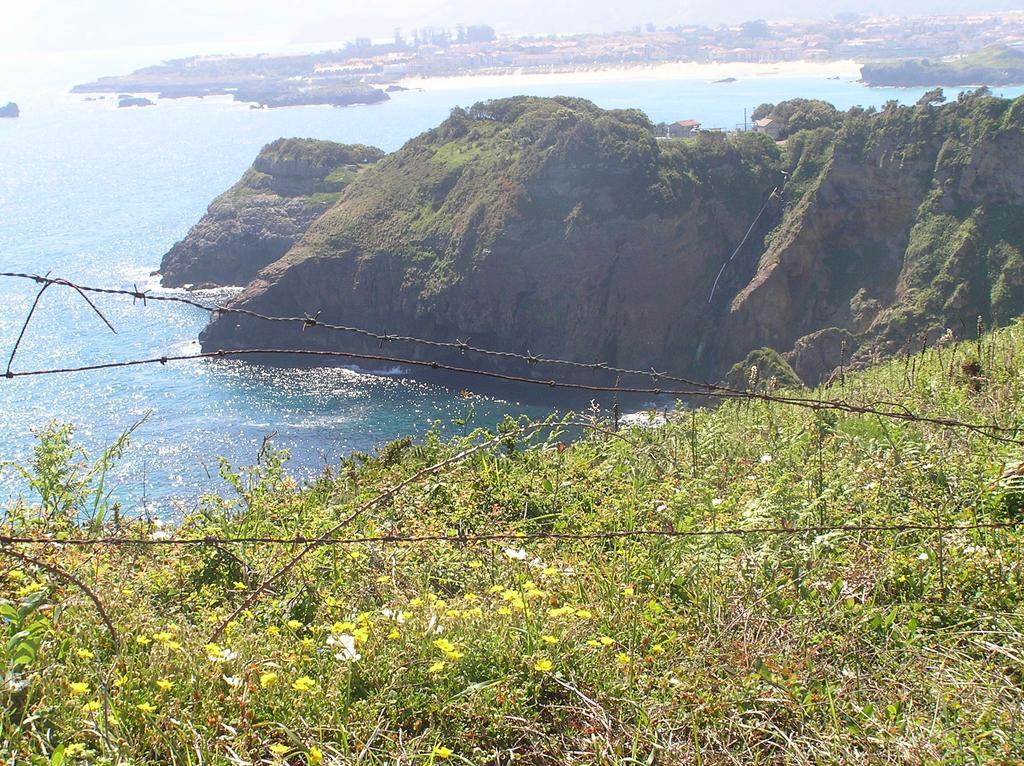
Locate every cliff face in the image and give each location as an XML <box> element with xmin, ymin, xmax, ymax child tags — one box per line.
<box><xmin>199</xmin><ymin>98</ymin><xmax>783</xmax><ymax>375</ymax></box>
<box><xmin>159</xmin><ymin>139</ymin><xmax>382</xmax><ymax>288</ymax></box>
<box><xmin>191</xmin><ymin>94</ymin><xmax>1024</xmax><ymax>384</ymax></box>
<box><xmin>723</xmin><ymin>93</ymin><xmax>1024</xmax><ymax>378</ymax></box>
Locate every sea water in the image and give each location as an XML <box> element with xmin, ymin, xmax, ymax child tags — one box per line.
<box><xmin>2</xmin><ymin>47</ymin><xmax>1020</xmax><ymax>511</ymax></box>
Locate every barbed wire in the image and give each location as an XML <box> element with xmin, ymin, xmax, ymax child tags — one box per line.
<box><xmin>2</xmin><ymin>270</ymin><xmax>1020</xmax><ymax>671</ymax></box>
<box><xmin>2</xmin><ymin>345</ymin><xmax>1019</xmax><ymax>444</ymax></box>
<box><xmin>3</xmin><ymin>271</ymin><xmax>1016</xmax><ymax>440</ymax></box>
<box><xmin>1</xmin><ymin>520</ymin><xmax>1019</xmax><ymax>549</ymax></box>
<box><xmin>0</xmin><ymin>269</ymin><xmax>788</xmax><ymax>395</ymax></box>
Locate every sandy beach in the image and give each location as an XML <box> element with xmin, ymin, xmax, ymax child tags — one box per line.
<box><xmin>399</xmin><ymin>59</ymin><xmax>864</xmax><ymax>91</ymax></box>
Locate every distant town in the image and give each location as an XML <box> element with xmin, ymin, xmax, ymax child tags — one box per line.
<box><xmin>345</xmin><ymin>11</ymin><xmax>1024</xmax><ymax>75</ymax></box>
<box><xmin>71</xmin><ymin>12</ymin><xmax>1024</xmax><ymax>108</ymax></box>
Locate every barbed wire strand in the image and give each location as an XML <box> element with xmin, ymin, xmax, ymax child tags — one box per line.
<box><xmin>0</xmin><ymin>545</ymin><xmax>119</xmax><ymax>650</ymax></box>
<box><xmin>3</xmin><ymin>345</ymin><xmax>1019</xmax><ymax>444</ymax></box>
<box><xmin>2</xmin><ymin>271</ymin><xmax>1018</xmax><ymax>441</ymax></box>
<box><xmin>1</xmin><ymin>520</ymin><xmax>1019</xmax><ymax>549</ymax></box>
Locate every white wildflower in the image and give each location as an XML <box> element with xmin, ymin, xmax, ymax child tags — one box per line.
<box><xmin>326</xmin><ymin>633</ymin><xmax>360</xmax><ymax>663</ymax></box>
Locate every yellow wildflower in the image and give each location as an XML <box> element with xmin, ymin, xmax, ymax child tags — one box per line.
<box><xmin>287</xmin><ymin>619</ymin><xmax>303</xmax><ymax>631</ymax></box>
<box><xmin>308</xmin><ymin>746</ymin><xmax>324</xmax><ymax>765</ymax></box>
<box><xmin>387</xmin><ymin>628</ymin><xmax>401</xmax><ymax>640</ymax></box>
<box><xmin>598</xmin><ymin>636</ymin><xmax>615</xmax><ymax>647</ymax></box>
<box><xmin>69</xmin><ymin>682</ymin><xmax>90</xmax><ymax>695</ymax></box>
<box><xmin>232</xmin><ymin>581</ymin><xmax>246</xmax><ymax>590</ymax></box>
<box><xmin>269</xmin><ymin>744</ymin><xmax>290</xmax><ymax>756</ymax></box>
<box><xmin>260</xmin><ymin>672</ymin><xmax>278</xmax><ymax>688</ymax></box>
<box><xmin>616</xmin><ymin>652</ymin><xmax>631</xmax><ymax>666</ymax></box>
<box><xmin>76</xmin><ymin>648</ymin><xmax>95</xmax><ymax>660</ymax></box>
<box><xmin>292</xmin><ymin>676</ymin><xmax>316</xmax><ymax>692</ymax></box>
<box><xmin>137</xmin><ymin>702</ymin><xmax>157</xmax><ymax>714</ymax></box>
<box><xmin>468</xmin><ymin>560</ymin><xmax>483</xmax><ymax>569</ymax></box>
<box><xmin>135</xmin><ymin>634</ymin><xmax>152</xmax><ymax>646</ymax></box>
<box><xmin>427</xmin><ymin>661</ymin><xmax>446</xmax><ymax>674</ymax></box>
<box><xmin>623</xmin><ymin>586</ymin><xmax>635</xmax><ymax>597</ymax></box>
<box><xmin>155</xmin><ymin>678</ymin><xmax>173</xmax><ymax>692</ymax></box>
<box><xmin>152</xmin><ymin>631</ymin><xmax>174</xmax><ymax>643</ymax></box>
<box><xmin>267</xmin><ymin>625</ymin><xmax>281</xmax><ymax>636</ymax></box>
<box><xmin>83</xmin><ymin>700</ymin><xmax>101</xmax><ymax>712</ymax></box>
<box><xmin>488</xmin><ymin>585</ymin><xmax>504</xmax><ymax>594</ymax></box>
<box><xmin>575</xmin><ymin>609</ymin><xmax>593</xmax><ymax>619</ymax></box>
<box><xmin>534</xmin><ymin>658</ymin><xmax>554</xmax><ymax>673</ymax></box>
<box><xmin>432</xmin><ymin>744</ymin><xmax>454</xmax><ymax>759</ymax></box>
<box><xmin>541</xmin><ymin>635</ymin><xmax>558</xmax><ymax>645</ymax></box>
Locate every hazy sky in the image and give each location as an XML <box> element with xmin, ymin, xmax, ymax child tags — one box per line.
<box><xmin>5</xmin><ymin>0</ymin><xmax>1024</xmax><ymax>53</ymax></box>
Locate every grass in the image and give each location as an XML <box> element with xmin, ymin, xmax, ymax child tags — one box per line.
<box><xmin>4</xmin><ymin>323</ymin><xmax>1024</xmax><ymax>764</ymax></box>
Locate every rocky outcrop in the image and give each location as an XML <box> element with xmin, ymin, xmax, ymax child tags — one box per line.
<box><xmin>0</xmin><ymin>102</ymin><xmax>18</xmax><ymax>118</ymax></box>
<box><xmin>198</xmin><ymin>98</ymin><xmax>785</xmax><ymax>377</ymax></box>
<box><xmin>183</xmin><ymin>94</ymin><xmax>1024</xmax><ymax>385</ymax></box>
<box><xmin>159</xmin><ymin>139</ymin><xmax>383</xmax><ymax>288</ymax></box>
<box><xmin>118</xmin><ymin>96</ymin><xmax>154</xmax><ymax>108</ymax></box>
<box><xmin>723</xmin><ymin>94</ymin><xmax>1024</xmax><ymax>380</ymax></box>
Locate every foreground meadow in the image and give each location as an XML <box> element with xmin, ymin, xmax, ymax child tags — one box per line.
<box><xmin>3</xmin><ymin>326</ymin><xmax>1024</xmax><ymax>764</ymax></box>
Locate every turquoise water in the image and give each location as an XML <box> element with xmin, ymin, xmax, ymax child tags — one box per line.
<box><xmin>2</xmin><ymin>50</ymin><xmax>1021</xmax><ymax>511</ymax></box>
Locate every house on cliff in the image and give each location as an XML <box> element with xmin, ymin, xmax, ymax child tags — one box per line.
<box><xmin>667</xmin><ymin>119</ymin><xmax>701</xmax><ymax>137</ymax></box>
<box><xmin>753</xmin><ymin>117</ymin><xmax>781</xmax><ymax>139</ymax></box>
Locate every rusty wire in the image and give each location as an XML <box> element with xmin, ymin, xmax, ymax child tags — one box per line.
<box><xmin>2</xmin><ymin>271</ymin><xmax>1018</xmax><ymax>444</ymax></box>
<box><xmin>2</xmin><ymin>345</ymin><xmax>1019</xmax><ymax>443</ymax></box>
<box><xmin>1</xmin><ymin>520</ymin><xmax>1019</xmax><ymax>549</ymax></box>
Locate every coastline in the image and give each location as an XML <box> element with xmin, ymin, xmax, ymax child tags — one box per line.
<box><xmin>397</xmin><ymin>59</ymin><xmax>864</xmax><ymax>91</ymax></box>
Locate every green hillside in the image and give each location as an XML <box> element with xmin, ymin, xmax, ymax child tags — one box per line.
<box><xmin>861</xmin><ymin>45</ymin><xmax>1024</xmax><ymax>86</ymax></box>
<box><xmin>4</xmin><ymin>321</ymin><xmax>1024</xmax><ymax>763</ymax></box>
<box><xmin>198</xmin><ymin>91</ymin><xmax>1024</xmax><ymax>386</ymax></box>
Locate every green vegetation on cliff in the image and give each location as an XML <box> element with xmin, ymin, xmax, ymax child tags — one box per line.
<box><xmin>159</xmin><ymin>138</ymin><xmax>383</xmax><ymax>288</ymax></box>
<box><xmin>191</xmin><ymin>92</ymin><xmax>1024</xmax><ymax>387</ymax></box>
<box><xmin>861</xmin><ymin>45</ymin><xmax>1024</xmax><ymax>87</ymax></box>
<box><xmin>5</xmin><ymin>323</ymin><xmax>1024</xmax><ymax>763</ymax></box>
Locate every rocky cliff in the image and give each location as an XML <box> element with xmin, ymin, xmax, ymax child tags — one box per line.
<box><xmin>186</xmin><ymin>93</ymin><xmax>1024</xmax><ymax>384</ymax></box>
<box><xmin>723</xmin><ymin>91</ymin><xmax>1024</xmax><ymax>379</ymax></box>
<box><xmin>159</xmin><ymin>139</ymin><xmax>383</xmax><ymax>287</ymax></box>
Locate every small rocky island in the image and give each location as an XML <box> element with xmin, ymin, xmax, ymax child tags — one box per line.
<box><xmin>117</xmin><ymin>95</ymin><xmax>154</xmax><ymax>108</ymax></box>
<box><xmin>160</xmin><ymin>138</ymin><xmax>383</xmax><ymax>288</ymax></box>
<box><xmin>0</xmin><ymin>102</ymin><xmax>19</xmax><ymax>118</ymax></box>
